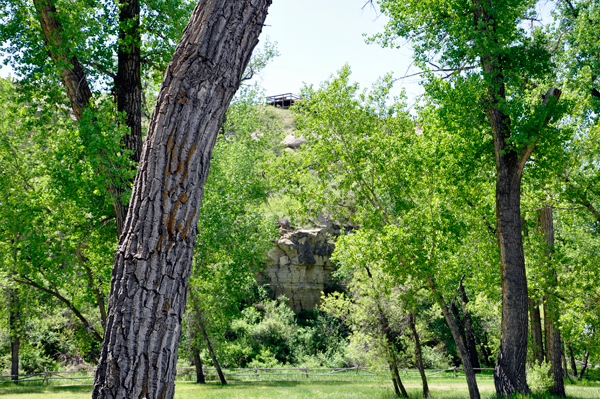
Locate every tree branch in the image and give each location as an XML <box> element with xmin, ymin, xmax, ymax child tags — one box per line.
<box><xmin>13</xmin><ymin>276</ymin><xmax>103</xmax><ymax>342</ymax></box>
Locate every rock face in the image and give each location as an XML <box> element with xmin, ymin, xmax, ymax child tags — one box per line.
<box><xmin>261</xmin><ymin>224</ymin><xmax>339</xmax><ymax>312</ymax></box>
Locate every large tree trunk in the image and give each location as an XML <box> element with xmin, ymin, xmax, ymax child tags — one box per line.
<box><xmin>193</xmin><ymin>350</ymin><xmax>205</xmax><ymax>384</ymax></box>
<box><xmin>9</xmin><ymin>287</ymin><xmax>20</xmax><ymax>382</ymax></box>
<box><xmin>458</xmin><ymin>281</ymin><xmax>482</xmax><ymax>373</ymax></box>
<box><xmin>428</xmin><ymin>277</ymin><xmax>480</xmax><ymax>399</ymax></box>
<box><xmin>91</xmin><ymin>1</ymin><xmax>271</xmax><ymax>398</ymax></box>
<box><xmin>528</xmin><ymin>296</ymin><xmax>545</xmax><ymax>365</ymax></box>
<box><xmin>471</xmin><ymin>2</ymin><xmax>561</xmax><ymax>396</ymax></box>
<box><xmin>539</xmin><ymin>206</ymin><xmax>565</xmax><ymax>396</ymax></box>
<box><xmin>409</xmin><ymin>312</ymin><xmax>430</xmax><ymax>398</ymax></box>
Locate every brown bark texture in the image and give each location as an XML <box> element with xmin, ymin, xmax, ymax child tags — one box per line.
<box><xmin>429</xmin><ymin>277</ymin><xmax>480</xmax><ymax>399</ymax></box>
<box><xmin>91</xmin><ymin>1</ymin><xmax>271</xmax><ymax>398</ymax></box>
<box><xmin>528</xmin><ymin>296</ymin><xmax>545</xmax><ymax>365</ymax></box>
<box><xmin>409</xmin><ymin>312</ymin><xmax>430</xmax><ymax>398</ymax></box>
<box><xmin>539</xmin><ymin>206</ymin><xmax>565</xmax><ymax>396</ymax></box>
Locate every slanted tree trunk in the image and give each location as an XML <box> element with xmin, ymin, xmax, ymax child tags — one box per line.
<box><xmin>364</xmin><ymin>266</ymin><xmax>408</xmax><ymax>398</ymax></box>
<box><xmin>458</xmin><ymin>281</ymin><xmax>482</xmax><ymax>373</ymax></box>
<box><xmin>409</xmin><ymin>312</ymin><xmax>430</xmax><ymax>398</ymax></box>
<box><xmin>578</xmin><ymin>349</ymin><xmax>589</xmax><ymax>381</ymax></box>
<box><xmin>470</xmin><ymin>2</ymin><xmax>561</xmax><ymax>396</ymax></box>
<box><xmin>539</xmin><ymin>206</ymin><xmax>565</xmax><ymax>397</ymax></box>
<box><xmin>528</xmin><ymin>296</ymin><xmax>545</xmax><ymax>365</ymax></box>
<box><xmin>33</xmin><ymin>0</ymin><xmax>93</xmax><ymax>120</ymax></box>
<box><xmin>567</xmin><ymin>343</ymin><xmax>578</xmax><ymax>377</ymax></box>
<box><xmin>193</xmin><ymin>350</ymin><xmax>205</xmax><ymax>384</ymax></box>
<box><xmin>199</xmin><ymin>317</ymin><xmax>226</xmax><ymax>385</ymax></box>
<box><xmin>428</xmin><ymin>277</ymin><xmax>480</xmax><ymax>399</ymax></box>
<box><xmin>91</xmin><ymin>1</ymin><xmax>271</xmax><ymax>398</ymax></box>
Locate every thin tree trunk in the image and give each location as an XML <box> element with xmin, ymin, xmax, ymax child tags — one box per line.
<box><xmin>539</xmin><ymin>206</ymin><xmax>565</xmax><ymax>396</ymax></box>
<box><xmin>528</xmin><ymin>296</ymin><xmax>544</xmax><ymax>365</ymax></box>
<box><xmin>364</xmin><ymin>266</ymin><xmax>408</xmax><ymax>398</ymax></box>
<box><xmin>78</xmin><ymin>249</ymin><xmax>107</xmax><ymax>330</ymax></box>
<box><xmin>116</xmin><ymin>0</ymin><xmax>143</xmax><ymax>164</ymax></box>
<box><xmin>389</xmin><ymin>365</ymin><xmax>401</xmax><ymax>397</ymax></box>
<box><xmin>428</xmin><ymin>277</ymin><xmax>480</xmax><ymax>399</ymax></box>
<box><xmin>9</xmin><ymin>287</ymin><xmax>20</xmax><ymax>382</ymax></box>
<box><xmin>199</xmin><ymin>318</ymin><xmax>226</xmax><ymax>385</ymax></box>
<box><xmin>562</xmin><ymin>348</ymin><xmax>569</xmax><ymax>379</ymax></box>
<box><xmin>33</xmin><ymin>0</ymin><xmax>93</xmax><ymax>120</ymax></box>
<box><xmin>193</xmin><ymin>350</ymin><xmax>205</xmax><ymax>384</ymax></box>
<box><xmin>567</xmin><ymin>343</ymin><xmax>578</xmax><ymax>377</ymax></box>
<box><xmin>91</xmin><ymin>1</ymin><xmax>271</xmax><ymax>397</ymax></box>
<box><xmin>578</xmin><ymin>349</ymin><xmax>589</xmax><ymax>381</ymax></box>
<box><xmin>458</xmin><ymin>281</ymin><xmax>482</xmax><ymax>373</ymax></box>
<box><xmin>409</xmin><ymin>312</ymin><xmax>430</xmax><ymax>398</ymax></box>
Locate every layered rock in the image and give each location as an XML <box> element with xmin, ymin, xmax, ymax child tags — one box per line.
<box><xmin>261</xmin><ymin>224</ymin><xmax>339</xmax><ymax>312</ymax></box>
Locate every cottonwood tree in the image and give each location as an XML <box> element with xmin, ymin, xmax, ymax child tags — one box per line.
<box><xmin>91</xmin><ymin>1</ymin><xmax>272</xmax><ymax>398</ymax></box>
<box><xmin>286</xmin><ymin>67</ymin><xmax>497</xmax><ymax>399</ymax></box>
<box><xmin>374</xmin><ymin>1</ymin><xmax>564</xmax><ymax>395</ymax></box>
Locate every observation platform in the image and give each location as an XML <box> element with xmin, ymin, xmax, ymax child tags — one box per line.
<box><xmin>267</xmin><ymin>93</ymin><xmax>301</xmax><ymax>109</ymax></box>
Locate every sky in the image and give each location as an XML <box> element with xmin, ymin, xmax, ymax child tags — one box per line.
<box><xmin>0</xmin><ymin>1</ymin><xmax>426</xmax><ymax>104</ymax></box>
<box><xmin>248</xmin><ymin>0</ymin><xmax>423</xmax><ymax>104</ymax></box>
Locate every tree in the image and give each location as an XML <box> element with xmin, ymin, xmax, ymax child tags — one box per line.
<box><xmin>91</xmin><ymin>1</ymin><xmax>272</xmax><ymax>398</ymax></box>
<box><xmin>374</xmin><ymin>1</ymin><xmax>564</xmax><ymax>394</ymax></box>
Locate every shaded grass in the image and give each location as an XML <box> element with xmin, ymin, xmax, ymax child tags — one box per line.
<box><xmin>1</xmin><ymin>376</ymin><xmax>598</xmax><ymax>399</ymax></box>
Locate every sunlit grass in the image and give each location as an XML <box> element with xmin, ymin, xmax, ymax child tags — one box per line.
<box><xmin>0</xmin><ymin>376</ymin><xmax>598</xmax><ymax>399</ymax></box>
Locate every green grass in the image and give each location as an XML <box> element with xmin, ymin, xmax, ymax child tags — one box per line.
<box><xmin>1</xmin><ymin>377</ymin><xmax>598</xmax><ymax>399</ymax></box>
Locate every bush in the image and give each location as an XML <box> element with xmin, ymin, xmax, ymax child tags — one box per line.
<box><xmin>526</xmin><ymin>361</ymin><xmax>554</xmax><ymax>394</ymax></box>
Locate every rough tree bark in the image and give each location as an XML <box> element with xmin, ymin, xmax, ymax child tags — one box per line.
<box><xmin>91</xmin><ymin>1</ymin><xmax>271</xmax><ymax>398</ymax></box>
<box><xmin>409</xmin><ymin>312</ymin><xmax>430</xmax><ymax>398</ymax></box>
<box><xmin>428</xmin><ymin>277</ymin><xmax>480</xmax><ymax>399</ymax></box>
<box><xmin>193</xmin><ymin>350</ymin><xmax>205</xmax><ymax>384</ymax></box>
<box><xmin>470</xmin><ymin>1</ymin><xmax>562</xmax><ymax>396</ymax></box>
<box><xmin>538</xmin><ymin>206</ymin><xmax>565</xmax><ymax>396</ymax></box>
<box><xmin>528</xmin><ymin>297</ymin><xmax>545</xmax><ymax>365</ymax></box>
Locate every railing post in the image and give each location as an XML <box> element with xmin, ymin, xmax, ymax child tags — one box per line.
<box><xmin>304</xmin><ymin>367</ymin><xmax>309</xmax><ymax>379</ymax></box>
<box><xmin>453</xmin><ymin>367</ymin><xmax>457</xmax><ymax>378</ymax></box>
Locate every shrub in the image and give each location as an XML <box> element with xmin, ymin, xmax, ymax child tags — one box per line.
<box><xmin>526</xmin><ymin>361</ymin><xmax>554</xmax><ymax>394</ymax></box>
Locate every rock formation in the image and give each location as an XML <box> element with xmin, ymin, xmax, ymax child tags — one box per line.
<box><xmin>261</xmin><ymin>223</ymin><xmax>340</xmax><ymax>312</ymax></box>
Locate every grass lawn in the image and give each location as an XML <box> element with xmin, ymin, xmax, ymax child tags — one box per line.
<box><xmin>1</xmin><ymin>377</ymin><xmax>598</xmax><ymax>399</ymax></box>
